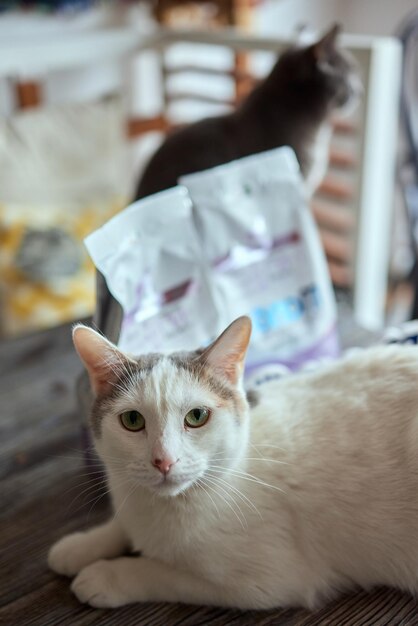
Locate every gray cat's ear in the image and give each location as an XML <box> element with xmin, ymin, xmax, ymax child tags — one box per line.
<box><xmin>313</xmin><ymin>23</ymin><xmax>341</xmax><ymax>61</ymax></box>
<box><xmin>73</xmin><ymin>325</ymin><xmax>132</xmax><ymax>396</ymax></box>
<box><xmin>200</xmin><ymin>316</ymin><xmax>252</xmax><ymax>384</ymax></box>
<box><xmin>294</xmin><ymin>22</ymin><xmax>310</xmax><ymax>45</ymax></box>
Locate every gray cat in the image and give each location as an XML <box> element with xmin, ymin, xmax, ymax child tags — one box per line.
<box><xmin>135</xmin><ymin>24</ymin><xmax>360</xmax><ymax>200</ymax></box>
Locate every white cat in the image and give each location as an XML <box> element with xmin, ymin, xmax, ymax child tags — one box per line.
<box><xmin>49</xmin><ymin>316</ymin><xmax>418</xmax><ymax>610</ymax></box>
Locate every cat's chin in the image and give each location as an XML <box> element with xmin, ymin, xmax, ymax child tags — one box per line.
<box><xmin>150</xmin><ymin>477</ymin><xmax>195</xmax><ymax>498</ymax></box>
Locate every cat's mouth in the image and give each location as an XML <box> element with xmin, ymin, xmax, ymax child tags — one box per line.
<box><xmin>129</xmin><ymin>464</ymin><xmax>201</xmax><ymax>497</ymax></box>
<box><xmin>153</xmin><ymin>473</ymin><xmax>196</xmax><ymax>497</ymax></box>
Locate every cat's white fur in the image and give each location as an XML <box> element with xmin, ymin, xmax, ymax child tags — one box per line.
<box><xmin>305</xmin><ymin>122</ymin><xmax>333</xmax><ymax>195</ymax></box>
<box><xmin>49</xmin><ymin>319</ymin><xmax>418</xmax><ymax>610</ymax></box>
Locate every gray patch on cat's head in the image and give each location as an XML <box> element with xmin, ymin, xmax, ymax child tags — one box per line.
<box><xmin>91</xmin><ymin>395</ymin><xmax>115</xmax><ymax>438</ymax></box>
<box><xmin>169</xmin><ymin>350</ymin><xmax>249</xmax><ymax>425</ymax></box>
<box><xmin>133</xmin><ymin>352</ymin><xmax>164</xmax><ymax>376</ymax></box>
<box><xmin>89</xmin><ymin>352</ymin><xmax>163</xmax><ymax>437</ymax></box>
<box><xmin>169</xmin><ymin>351</ymin><xmax>236</xmax><ymax>403</ymax></box>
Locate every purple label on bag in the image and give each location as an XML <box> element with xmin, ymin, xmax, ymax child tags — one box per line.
<box><xmin>245</xmin><ymin>323</ymin><xmax>340</xmax><ymax>376</ymax></box>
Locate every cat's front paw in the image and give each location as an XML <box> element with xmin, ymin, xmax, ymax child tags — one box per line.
<box><xmin>48</xmin><ymin>532</ymin><xmax>97</xmax><ymax>577</ymax></box>
<box><xmin>71</xmin><ymin>560</ymin><xmax>128</xmax><ymax>608</ymax></box>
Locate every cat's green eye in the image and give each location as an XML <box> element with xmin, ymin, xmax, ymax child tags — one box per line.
<box><xmin>184</xmin><ymin>407</ymin><xmax>210</xmax><ymax>429</ymax></box>
<box><xmin>120</xmin><ymin>410</ymin><xmax>145</xmax><ymax>432</ymax></box>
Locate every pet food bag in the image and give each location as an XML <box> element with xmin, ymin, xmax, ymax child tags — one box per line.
<box><xmin>86</xmin><ymin>147</ymin><xmax>339</xmax><ymax>382</ymax></box>
<box><xmin>181</xmin><ymin>147</ymin><xmax>339</xmax><ymax>376</ymax></box>
<box><xmin>85</xmin><ymin>187</ymin><xmax>218</xmax><ymax>355</ymax></box>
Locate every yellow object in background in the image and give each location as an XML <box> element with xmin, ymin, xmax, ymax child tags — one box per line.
<box><xmin>0</xmin><ymin>198</ymin><xmax>126</xmax><ymax>337</ymax></box>
<box><xmin>0</xmin><ymin>97</ymin><xmax>131</xmax><ymax>338</ymax></box>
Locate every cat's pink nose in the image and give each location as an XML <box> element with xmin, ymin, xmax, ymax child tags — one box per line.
<box><xmin>152</xmin><ymin>457</ymin><xmax>177</xmax><ymax>475</ymax></box>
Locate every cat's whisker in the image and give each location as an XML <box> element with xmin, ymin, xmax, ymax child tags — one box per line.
<box><xmin>101</xmin><ymin>350</ymin><xmax>139</xmax><ymax>394</ymax></box>
<box><xmin>45</xmin><ymin>453</ymin><xmax>88</xmax><ymax>463</ymax></box>
<box><xmin>114</xmin><ymin>348</ymin><xmax>141</xmax><ymax>390</ymax></box>
<box><xmin>69</xmin><ymin>469</ymin><xmax>109</xmax><ymax>480</ymax></box>
<box><xmin>104</xmin><ymin>356</ymin><xmax>139</xmax><ymax>394</ymax></box>
<box><xmin>68</xmin><ymin>442</ymin><xmax>96</xmax><ymax>450</ymax></box>
<box><xmin>61</xmin><ymin>469</ymin><xmax>126</xmax><ymax>495</ymax></box>
<box><xmin>69</xmin><ymin>464</ymin><xmax>109</xmax><ymax>473</ymax></box>
<box><xmin>209</xmin><ymin>465</ymin><xmax>287</xmax><ymax>495</ymax></box>
<box><xmin>250</xmin><ymin>443</ymin><xmax>287</xmax><ymax>452</ymax></box>
<box><xmin>62</xmin><ymin>477</ymin><xmax>107</xmax><ymax>496</ymax></box>
<box><xmin>201</xmin><ymin>475</ymin><xmax>248</xmax><ymax>529</ymax></box>
<box><xmin>195</xmin><ymin>478</ymin><xmax>221</xmax><ymax>520</ymax></box>
<box><xmin>198</xmin><ymin>476</ymin><xmax>245</xmax><ymax>527</ymax></box>
<box><xmin>44</xmin><ymin>451</ymin><xmax>124</xmax><ymax>466</ymax></box>
<box><xmin>112</xmin><ymin>479</ymin><xmax>141</xmax><ymax>522</ymax></box>
<box><xmin>64</xmin><ymin>481</ymin><xmax>110</xmax><ymax>514</ymax></box>
<box><xmin>72</xmin><ymin>473</ymin><xmax>132</xmax><ymax>520</ymax></box>
<box><xmin>106</xmin><ymin>379</ymin><xmax>128</xmax><ymax>394</ymax></box>
<box><xmin>68</xmin><ymin>484</ymin><xmax>114</xmax><ymax>519</ymax></box>
<box><xmin>214</xmin><ymin>457</ymin><xmax>290</xmax><ymax>466</ymax></box>
<box><xmin>62</xmin><ymin>445</ymin><xmax>95</xmax><ymax>455</ymax></box>
<box><xmin>85</xmin><ymin>488</ymin><xmax>115</xmax><ymax>522</ymax></box>
<box><xmin>64</xmin><ymin>472</ymin><xmax>126</xmax><ymax>515</ymax></box>
<box><xmin>64</xmin><ymin>480</ymin><xmax>104</xmax><ymax>512</ymax></box>
<box><xmin>204</xmin><ymin>471</ymin><xmax>263</xmax><ymax>520</ymax></box>
<box><xmin>84</xmin><ymin>484</ymin><xmax>125</xmax><ymax>523</ymax></box>
<box><xmin>203</xmin><ymin>478</ymin><xmax>248</xmax><ymax>530</ymax></box>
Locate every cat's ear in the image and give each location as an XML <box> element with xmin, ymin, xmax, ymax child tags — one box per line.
<box><xmin>200</xmin><ymin>316</ymin><xmax>252</xmax><ymax>385</ymax></box>
<box><xmin>294</xmin><ymin>22</ymin><xmax>310</xmax><ymax>45</ymax></box>
<box><xmin>312</xmin><ymin>23</ymin><xmax>341</xmax><ymax>61</ymax></box>
<box><xmin>73</xmin><ymin>325</ymin><xmax>133</xmax><ymax>396</ymax></box>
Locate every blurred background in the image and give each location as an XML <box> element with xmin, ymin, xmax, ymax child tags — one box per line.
<box><xmin>0</xmin><ymin>0</ymin><xmax>417</xmax><ymax>338</ymax></box>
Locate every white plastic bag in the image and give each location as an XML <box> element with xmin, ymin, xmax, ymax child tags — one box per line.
<box><xmin>85</xmin><ymin>187</ymin><xmax>218</xmax><ymax>354</ymax></box>
<box><xmin>87</xmin><ymin>148</ymin><xmax>339</xmax><ymax>377</ymax></box>
<box><xmin>181</xmin><ymin>147</ymin><xmax>339</xmax><ymax>373</ymax></box>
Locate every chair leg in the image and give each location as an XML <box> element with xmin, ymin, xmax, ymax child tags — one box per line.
<box><xmin>410</xmin><ymin>261</ymin><xmax>418</xmax><ymax>319</ymax></box>
<box><xmin>14</xmin><ymin>81</ymin><xmax>42</xmax><ymax>109</ymax></box>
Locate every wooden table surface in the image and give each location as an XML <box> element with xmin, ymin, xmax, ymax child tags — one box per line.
<box><xmin>1</xmin><ymin>316</ymin><xmax>417</xmax><ymax>626</ymax></box>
